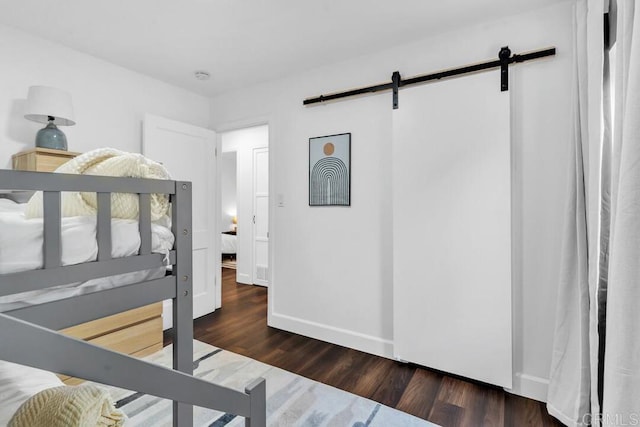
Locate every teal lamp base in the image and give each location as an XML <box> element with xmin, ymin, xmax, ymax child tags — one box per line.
<box><xmin>35</xmin><ymin>121</ymin><xmax>67</xmax><ymax>151</ymax></box>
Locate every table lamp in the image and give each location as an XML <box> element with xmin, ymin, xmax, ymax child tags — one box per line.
<box><xmin>232</xmin><ymin>216</ymin><xmax>237</xmax><ymax>231</ymax></box>
<box><xmin>24</xmin><ymin>86</ymin><xmax>76</xmax><ymax>151</ymax></box>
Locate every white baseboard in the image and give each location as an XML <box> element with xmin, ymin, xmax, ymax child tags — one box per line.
<box><xmin>269</xmin><ymin>312</ymin><xmax>394</xmax><ymax>359</ymax></box>
<box><xmin>236</xmin><ymin>272</ymin><xmax>251</xmax><ymax>285</ymax></box>
<box><xmin>506</xmin><ymin>372</ymin><xmax>549</xmax><ymax>402</ymax></box>
<box><xmin>245</xmin><ymin>311</ymin><xmax>551</xmax><ymax>404</ymax></box>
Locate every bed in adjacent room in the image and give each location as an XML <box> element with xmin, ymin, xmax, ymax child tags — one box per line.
<box><xmin>221</xmin><ymin>230</ymin><xmax>237</xmax><ymax>258</ymax></box>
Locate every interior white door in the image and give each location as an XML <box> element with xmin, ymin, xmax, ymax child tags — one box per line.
<box><xmin>143</xmin><ymin>114</ymin><xmax>217</xmax><ymax>329</ymax></box>
<box><xmin>252</xmin><ymin>147</ymin><xmax>269</xmax><ymax>286</ymax></box>
<box><xmin>392</xmin><ymin>70</ymin><xmax>512</xmax><ymax>388</ymax></box>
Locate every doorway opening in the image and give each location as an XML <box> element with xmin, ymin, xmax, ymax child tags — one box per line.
<box><xmin>219</xmin><ymin>125</ymin><xmax>269</xmax><ymax>287</ymax></box>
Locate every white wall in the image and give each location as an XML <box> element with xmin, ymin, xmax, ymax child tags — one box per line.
<box><xmin>210</xmin><ymin>1</ymin><xmax>573</xmax><ymax>402</ymax></box>
<box><xmin>220</xmin><ymin>152</ymin><xmax>237</xmax><ymax>231</ymax></box>
<box><xmin>221</xmin><ymin>125</ymin><xmax>268</xmax><ymax>284</ymax></box>
<box><xmin>0</xmin><ymin>24</ymin><xmax>210</xmax><ymax>168</ymax></box>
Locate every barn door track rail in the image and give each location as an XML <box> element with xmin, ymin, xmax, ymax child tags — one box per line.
<box><xmin>303</xmin><ymin>46</ymin><xmax>556</xmax><ymax>110</ymax></box>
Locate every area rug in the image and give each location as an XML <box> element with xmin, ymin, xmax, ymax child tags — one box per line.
<box><xmin>96</xmin><ymin>340</ymin><xmax>436</xmax><ymax>427</ymax></box>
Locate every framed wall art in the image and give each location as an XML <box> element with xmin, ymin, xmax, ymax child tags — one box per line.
<box><xmin>309</xmin><ymin>133</ymin><xmax>351</xmax><ymax>206</ymax></box>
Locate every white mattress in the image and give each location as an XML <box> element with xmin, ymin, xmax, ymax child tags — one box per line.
<box><xmin>221</xmin><ymin>233</ymin><xmax>237</xmax><ymax>254</ymax></box>
<box><xmin>0</xmin><ymin>199</ymin><xmax>174</xmax><ymax>311</ymax></box>
<box><xmin>0</xmin><ymin>360</ymin><xmax>135</xmax><ymax>426</ymax></box>
<box><xmin>0</xmin><ymin>361</ymin><xmax>64</xmax><ymax>426</ymax></box>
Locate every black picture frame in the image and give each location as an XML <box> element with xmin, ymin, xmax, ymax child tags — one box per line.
<box><xmin>309</xmin><ymin>133</ymin><xmax>351</xmax><ymax>206</ymax></box>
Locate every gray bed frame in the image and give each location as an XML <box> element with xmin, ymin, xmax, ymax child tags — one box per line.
<box><xmin>0</xmin><ymin>169</ymin><xmax>266</xmax><ymax>427</ymax></box>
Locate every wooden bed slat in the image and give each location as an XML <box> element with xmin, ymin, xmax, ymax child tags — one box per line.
<box><xmin>6</xmin><ymin>276</ymin><xmax>175</xmax><ymax>331</ymax></box>
<box><xmin>0</xmin><ymin>251</ymin><xmax>175</xmax><ymax>298</ymax></box>
<box><xmin>97</xmin><ymin>192</ymin><xmax>112</xmax><ymax>261</ymax></box>
<box><xmin>43</xmin><ymin>191</ymin><xmax>61</xmax><ymax>268</ymax></box>
<box><xmin>139</xmin><ymin>193</ymin><xmax>152</xmax><ymax>255</ymax></box>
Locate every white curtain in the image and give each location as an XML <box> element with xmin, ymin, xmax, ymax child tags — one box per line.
<box><xmin>549</xmin><ymin>0</ymin><xmax>640</xmax><ymax>425</ymax></box>
<box><xmin>602</xmin><ymin>0</ymin><xmax>640</xmax><ymax>421</ymax></box>
<box><xmin>547</xmin><ymin>1</ymin><xmax>604</xmax><ymax>425</ymax></box>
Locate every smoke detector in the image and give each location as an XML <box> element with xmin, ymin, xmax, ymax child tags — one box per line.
<box><xmin>194</xmin><ymin>71</ymin><xmax>211</xmax><ymax>81</ymax></box>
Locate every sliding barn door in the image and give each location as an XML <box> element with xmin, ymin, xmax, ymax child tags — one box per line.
<box><xmin>392</xmin><ymin>71</ymin><xmax>512</xmax><ymax>388</ymax></box>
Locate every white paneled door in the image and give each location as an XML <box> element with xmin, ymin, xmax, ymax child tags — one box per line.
<box><xmin>143</xmin><ymin>114</ymin><xmax>217</xmax><ymax>329</ymax></box>
<box><xmin>392</xmin><ymin>71</ymin><xmax>512</xmax><ymax>388</ymax></box>
<box><xmin>253</xmin><ymin>147</ymin><xmax>269</xmax><ymax>286</ymax></box>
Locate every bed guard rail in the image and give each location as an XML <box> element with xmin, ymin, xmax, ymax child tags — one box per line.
<box><xmin>0</xmin><ymin>314</ymin><xmax>266</xmax><ymax>427</ymax></box>
<box><xmin>0</xmin><ymin>169</ymin><xmax>267</xmax><ymax>427</ymax></box>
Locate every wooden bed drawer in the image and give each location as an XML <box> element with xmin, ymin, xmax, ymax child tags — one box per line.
<box><xmin>58</xmin><ymin>317</ymin><xmax>163</xmax><ymax>385</ymax></box>
<box><xmin>90</xmin><ymin>316</ymin><xmax>162</xmax><ymax>353</ymax></box>
<box><xmin>61</xmin><ymin>303</ymin><xmax>162</xmax><ymax>340</ymax></box>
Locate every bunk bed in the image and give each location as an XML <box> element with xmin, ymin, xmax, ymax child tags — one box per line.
<box><xmin>9</xmin><ymin>147</ymin><xmax>166</xmax><ymax>367</ymax></box>
<box><xmin>0</xmin><ymin>169</ymin><xmax>266</xmax><ymax>426</ymax></box>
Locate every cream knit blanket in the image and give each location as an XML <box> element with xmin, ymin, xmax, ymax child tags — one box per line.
<box><xmin>8</xmin><ymin>384</ymin><xmax>126</xmax><ymax>427</ymax></box>
<box><xmin>25</xmin><ymin>148</ymin><xmax>171</xmax><ymax>221</ymax></box>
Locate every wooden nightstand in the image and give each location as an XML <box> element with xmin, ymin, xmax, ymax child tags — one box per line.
<box><xmin>12</xmin><ymin>147</ymin><xmax>80</xmax><ymax>172</ymax></box>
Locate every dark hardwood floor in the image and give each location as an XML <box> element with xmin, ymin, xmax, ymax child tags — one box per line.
<box><xmin>166</xmin><ymin>268</ymin><xmax>562</xmax><ymax>427</ymax></box>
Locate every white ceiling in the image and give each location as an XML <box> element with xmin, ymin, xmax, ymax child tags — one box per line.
<box><xmin>0</xmin><ymin>0</ymin><xmax>562</xmax><ymax>97</ymax></box>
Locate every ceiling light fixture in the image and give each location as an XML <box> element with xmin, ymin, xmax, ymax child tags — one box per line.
<box><xmin>194</xmin><ymin>71</ymin><xmax>211</xmax><ymax>81</ymax></box>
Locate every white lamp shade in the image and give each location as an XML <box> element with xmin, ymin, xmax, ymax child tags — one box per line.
<box><xmin>24</xmin><ymin>86</ymin><xmax>76</xmax><ymax>126</ymax></box>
